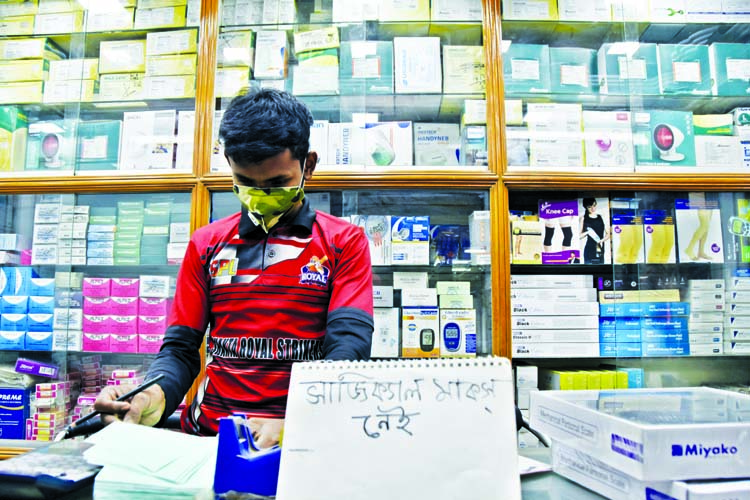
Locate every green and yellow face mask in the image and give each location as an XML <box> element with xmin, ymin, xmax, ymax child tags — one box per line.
<box><xmin>233</xmin><ymin>176</ymin><xmax>305</xmax><ymax>233</ymax></box>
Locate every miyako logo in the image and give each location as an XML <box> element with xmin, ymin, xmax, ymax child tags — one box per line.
<box><xmin>671</xmin><ymin>443</ymin><xmax>738</xmax><ymax>458</ymax></box>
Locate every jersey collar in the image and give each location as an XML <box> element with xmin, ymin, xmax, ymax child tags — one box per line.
<box><xmin>239</xmin><ymin>198</ymin><xmax>316</xmax><ymax>237</ymax></box>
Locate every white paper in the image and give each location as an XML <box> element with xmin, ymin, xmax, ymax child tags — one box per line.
<box><xmin>618</xmin><ymin>57</ymin><xmax>647</xmax><ymax>80</ymax></box>
<box><xmin>560</xmin><ymin>64</ymin><xmax>588</xmax><ymax>86</ymax></box>
<box><xmin>277</xmin><ymin>358</ymin><xmax>520</xmax><ymax>500</ymax></box>
<box><xmin>726</xmin><ymin>58</ymin><xmax>750</xmax><ymax>81</ymax></box>
<box><xmin>511</xmin><ymin>58</ymin><xmax>540</xmax><ymax>80</ymax></box>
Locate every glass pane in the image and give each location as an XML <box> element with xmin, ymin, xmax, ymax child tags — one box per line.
<box><xmin>0</xmin><ymin>0</ymin><xmax>201</xmax><ymax>177</ymax></box>
<box><xmin>211</xmin><ymin>188</ymin><xmax>493</xmax><ymax>357</ymax></box>
<box><xmin>0</xmin><ymin>190</ymin><xmax>190</xmax><ymax>441</ymax></box>
<box><xmin>501</xmin><ymin>2</ymin><xmax>750</xmax><ymax>174</ymax></box>
<box><xmin>210</xmin><ymin>0</ymin><xmax>487</xmax><ymax>174</ymax></box>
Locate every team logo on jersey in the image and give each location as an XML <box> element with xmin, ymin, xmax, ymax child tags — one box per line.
<box><xmin>209</xmin><ymin>258</ymin><xmax>238</xmax><ymax>278</ymax></box>
<box><xmin>300</xmin><ymin>256</ymin><xmax>330</xmax><ymax>287</ymax></box>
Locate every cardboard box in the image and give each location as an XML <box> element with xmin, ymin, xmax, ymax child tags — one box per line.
<box><xmin>658</xmin><ymin>44</ymin><xmax>712</xmax><ymax>95</ymax></box>
<box><xmin>134</xmin><ymin>5</ymin><xmax>187</xmax><ymax>29</ymax></box>
<box><xmin>440</xmin><ymin>309</ymin><xmax>477</xmax><ymax>357</ymax></box>
<box><xmin>292</xmin><ymin>48</ymin><xmax>339</xmax><ymax>95</ymax></box>
<box><xmin>99</xmin><ymin>40</ymin><xmax>147</xmax><ymax>74</ymax></box>
<box><xmin>144</xmin><ymin>74</ymin><xmax>195</xmax><ymax>99</ymax></box>
<box><xmin>550</xmin><ymin>47</ymin><xmax>597</xmax><ymax>94</ymax></box>
<box><xmin>393</xmin><ymin>37</ymin><xmax>442</xmax><ymax>94</ymax></box>
<box><xmin>34</xmin><ymin>11</ymin><xmax>84</xmax><ymax>34</ymax></box>
<box><xmin>0</xmin><ymin>59</ymin><xmax>49</xmax><ymax>83</ymax></box>
<box><xmin>633</xmin><ymin>110</ymin><xmax>696</xmax><ymax>168</ymax></box>
<box><xmin>0</xmin><ymin>81</ymin><xmax>44</xmax><ymax>104</ymax></box>
<box><xmin>0</xmin><ymin>15</ymin><xmax>34</xmax><ymax>36</ymax></box>
<box><xmin>583</xmin><ymin>111</ymin><xmax>634</xmax><ymax>168</ymax></box>
<box><xmin>254</xmin><ymin>30</ymin><xmax>287</xmax><ymax>79</ymax></box>
<box><xmin>371</xmin><ymin>307</ymin><xmax>399</xmax><ymax>358</ymax></box>
<box><xmin>598</xmin><ymin>43</ymin><xmax>659</xmax><ymax>95</ymax></box>
<box><xmin>49</xmin><ymin>58</ymin><xmax>98</xmax><ymax>81</ymax></box>
<box><xmin>145</xmin><ymin>54</ymin><xmax>197</xmax><ymax>76</ymax></box>
<box><xmin>120</xmin><ymin>110</ymin><xmax>177</xmax><ymax>170</ymax></box>
<box><xmin>710</xmin><ymin>43</ymin><xmax>750</xmax><ymax>96</ymax></box>
<box><xmin>695</xmin><ymin>135</ymin><xmax>741</xmax><ymax>169</ymax></box>
<box><xmin>217</xmin><ymin>30</ymin><xmax>254</xmax><ymax>67</ymax></box>
<box><xmin>675</xmin><ymin>197</ymin><xmax>724</xmax><ymax>263</ymax></box>
<box><xmin>339</xmin><ymin>41</ymin><xmax>393</xmax><ymax>95</ymax></box>
<box><xmin>0</xmin><ymin>106</ymin><xmax>28</xmax><ymax>172</ymax></box>
<box><xmin>442</xmin><ymin>45</ymin><xmax>485</xmax><ymax>94</ymax></box>
<box><xmin>431</xmin><ymin>0</ymin><xmax>482</xmax><ymax>20</ymax></box>
<box><xmin>98</xmin><ymin>73</ymin><xmax>145</xmax><ymax>101</ymax></box>
<box><xmin>146</xmin><ymin>29</ymin><xmax>198</xmax><ymax>56</ymax></box>
<box><xmin>76</xmin><ymin>120</ymin><xmax>122</xmax><ymax>171</ymax></box>
<box><xmin>401</xmin><ymin>306</ymin><xmax>439</xmax><ymax>358</ymax></box>
<box><xmin>0</xmin><ymin>37</ymin><xmax>64</xmax><ymax>61</ymax></box>
<box><xmin>501</xmin><ymin>0</ymin><xmax>558</xmax><ymax>19</ymax></box>
<box><xmin>527</xmin><ymin>103</ymin><xmax>583</xmax><ymax>168</ymax></box>
<box><xmin>531</xmin><ymin>388</ymin><xmax>750</xmax><ymax>480</ymax></box>
<box><xmin>413</xmin><ymin>123</ymin><xmax>460</xmax><ymax>166</ymax></box>
<box><xmin>503</xmin><ymin>43</ymin><xmax>551</xmax><ymax>94</ymax></box>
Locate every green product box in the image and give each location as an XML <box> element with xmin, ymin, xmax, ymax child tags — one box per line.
<box><xmin>114</xmin><ymin>256</ymin><xmax>141</xmax><ymax>265</ymax></box>
<box><xmin>146</xmin><ymin>201</ymin><xmax>172</xmax><ymax>211</ymax></box>
<box><xmin>76</xmin><ymin>120</ymin><xmax>122</xmax><ymax>171</ymax></box>
<box><xmin>550</xmin><ymin>47</ymin><xmax>597</xmax><ymax>94</ymax></box>
<box><xmin>0</xmin><ymin>105</ymin><xmax>28</xmax><ymax>172</ymax></box>
<box><xmin>140</xmin><ymin>255</ymin><xmax>167</xmax><ymax>265</ymax></box>
<box><xmin>25</xmin><ymin>120</ymin><xmax>77</xmax><ymax>170</ymax></box>
<box><xmin>114</xmin><ymin>239</ymin><xmax>140</xmax><ymax>250</ymax></box>
<box><xmin>598</xmin><ymin>43</ymin><xmax>659</xmax><ymax>95</ymax></box>
<box><xmin>88</xmin><ymin>215</ymin><xmax>118</xmax><ymax>225</ymax></box>
<box><xmin>144</xmin><ymin>214</ymin><xmax>170</xmax><ymax>226</ymax></box>
<box><xmin>339</xmin><ymin>41</ymin><xmax>393</xmax><ymax>95</ymax></box>
<box><xmin>115</xmin><ymin>231</ymin><xmax>142</xmax><ymax>241</ymax></box>
<box><xmin>710</xmin><ymin>43</ymin><xmax>750</xmax><ymax>96</ymax></box>
<box><xmin>502</xmin><ymin>44</ymin><xmax>551</xmax><ymax>94</ymax></box>
<box><xmin>633</xmin><ymin>110</ymin><xmax>695</xmax><ymax>167</ymax></box>
<box><xmin>114</xmin><ymin>247</ymin><xmax>140</xmax><ymax>258</ymax></box>
<box><xmin>89</xmin><ymin>206</ymin><xmax>117</xmax><ymax>217</ymax></box>
<box><xmin>693</xmin><ymin>114</ymin><xmax>734</xmax><ymax>136</ymax></box>
<box><xmin>170</xmin><ymin>211</ymin><xmax>191</xmax><ymax>223</ymax></box>
<box><xmin>657</xmin><ymin>44</ymin><xmax>711</xmax><ymax>95</ymax></box>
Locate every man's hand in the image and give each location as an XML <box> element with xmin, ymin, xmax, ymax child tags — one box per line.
<box><xmin>93</xmin><ymin>384</ymin><xmax>166</xmax><ymax>427</ymax></box>
<box><xmin>247</xmin><ymin>417</ymin><xmax>284</xmax><ymax>448</ymax></box>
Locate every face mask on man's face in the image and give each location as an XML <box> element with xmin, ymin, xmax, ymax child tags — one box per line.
<box><xmin>233</xmin><ymin>174</ymin><xmax>305</xmax><ymax>233</ymax></box>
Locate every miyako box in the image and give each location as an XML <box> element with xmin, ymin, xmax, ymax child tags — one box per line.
<box><xmin>530</xmin><ymin>387</ymin><xmax>750</xmax><ymax>481</ymax></box>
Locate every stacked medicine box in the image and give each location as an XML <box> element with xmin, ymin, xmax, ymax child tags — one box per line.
<box><xmin>510</xmin><ymin>274</ymin><xmax>600</xmax><ymax>358</ymax></box>
<box><xmin>687</xmin><ymin>279</ymin><xmax>725</xmax><ymax>355</ymax></box>
<box><xmin>27</xmin><ymin>380</ymin><xmax>72</xmax><ymax>441</ymax></box>
<box><xmin>725</xmin><ymin>276</ymin><xmax>750</xmax><ymax>355</ymax></box>
<box><xmin>0</xmin><ymin>266</ymin><xmax>56</xmax><ymax>351</ymax></box>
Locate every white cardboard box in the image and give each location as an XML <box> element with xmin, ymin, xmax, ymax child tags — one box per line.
<box><xmin>439</xmin><ymin>308</ymin><xmax>477</xmax><ymax>357</ymax></box>
<box><xmin>531</xmin><ymin>387</ymin><xmax>750</xmax><ymax>481</ymax></box>
<box><xmin>371</xmin><ymin>307</ymin><xmax>399</xmax><ymax>358</ymax></box>
<box><xmin>393</xmin><ymin>37</ymin><xmax>442</xmax><ymax>94</ymax></box>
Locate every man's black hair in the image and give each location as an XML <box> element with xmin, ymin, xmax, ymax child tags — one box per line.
<box><xmin>219</xmin><ymin>88</ymin><xmax>314</xmax><ymax>166</ymax></box>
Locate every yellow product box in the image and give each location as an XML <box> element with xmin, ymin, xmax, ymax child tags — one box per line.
<box><xmin>378</xmin><ymin>0</ymin><xmax>429</xmax><ymax>21</ymax></box>
<box><xmin>0</xmin><ymin>38</ymin><xmax>65</xmax><ymax>60</ymax></box>
<box><xmin>144</xmin><ymin>74</ymin><xmax>195</xmax><ymax>99</ymax></box>
<box><xmin>217</xmin><ymin>30</ymin><xmax>254</xmax><ymax>67</ymax></box>
<box><xmin>442</xmin><ymin>45</ymin><xmax>486</xmax><ymax>94</ymax></box>
<box><xmin>215</xmin><ymin>67</ymin><xmax>251</xmax><ymax>97</ymax></box>
<box><xmin>49</xmin><ymin>58</ymin><xmax>98</xmax><ymax>81</ymax></box>
<box><xmin>34</xmin><ymin>10</ymin><xmax>84</xmax><ymax>34</ymax></box>
<box><xmin>134</xmin><ymin>6</ymin><xmax>187</xmax><ymax>29</ymax></box>
<box><xmin>145</xmin><ymin>54</ymin><xmax>197</xmax><ymax>76</ymax></box>
<box><xmin>580</xmin><ymin>371</ymin><xmax>601</xmax><ymax>390</ymax></box>
<box><xmin>501</xmin><ymin>0</ymin><xmax>558</xmax><ymax>20</ymax></box>
<box><xmin>0</xmin><ymin>81</ymin><xmax>44</xmax><ymax>104</ymax></box>
<box><xmin>97</xmin><ymin>73</ymin><xmax>145</xmax><ymax>101</ymax></box>
<box><xmin>293</xmin><ymin>26</ymin><xmax>339</xmax><ymax>54</ymax></box>
<box><xmin>0</xmin><ymin>15</ymin><xmax>35</xmax><ymax>36</ymax></box>
<box><xmin>43</xmin><ymin>79</ymin><xmax>97</xmax><ymax>103</ymax></box>
<box><xmin>37</xmin><ymin>0</ymin><xmax>84</xmax><ymax>13</ymax></box>
<box><xmin>146</xmin><ymin>29</ymin><xmax>198</xmax><ymax>56</ymax></box>
<box><xmin>0</xmin><ymin>0</ymin><xmax>38</xmax><ymax>17</ymax></box>
<box><xmin>99</xmin><ymin>40</ymin><xmax>146</xmax><ymax>74</ymax></box>
<box><xmin>85</xmin><ymin>7</ymin><xmax>134</xmax><ymax>32</ymax></box>
<box><xmin>0</xmin><ymin>59</ymin><xmax>49</xmax><ymax>83</ymax></box>
<box><xmin>137</xmin><ymin>0</ymin><xmax>187</xmax><ymax>7</ymax></box>
<box><xmin>0</xmin><ymin>106</ymin><xmax>28</xmax><ymax>172</ymax></box>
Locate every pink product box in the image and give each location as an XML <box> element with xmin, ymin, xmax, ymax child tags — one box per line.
<box><xmin>35</xmin><ymin>382</ymin><xmax>65</xmax><ymax>391</ymax></box>
<box><xmin>138</xmin><ymin>334</ymin><xmax>164</xmax><ymax>353</ymax></box>
<box><xmin>82</xmin><ymin>278</ymin><xmax>111</xmax><ymax>298</ymax></box>
<box><xmin>82</xmin><ymin>314</ymin><xmax>113</xmax><ymax>334</ymax></box>
<box><xmin>83</xmin><ymin>297</ymin><xmax>111</xmax><ymax>315</ymax></box>
<box><xmin>108</xmin><ymin>377</ymin><xmax>144</xmax><ymax>386</ymax></box>
<box><xmin>110</xmin><ymin>297</ymin><xmax>138</xmax><ymax>316</ymax></box>
<box><xmin>138</xmin><ymin>297</ymin><xmax>169</xmax><ymax>316</ymax></box>
<box><xmin>110</xmin><ymin>315</ymin><xmax>137</xmax><ymax>335</ymax></box>
<box><xmin>77</xmin><ymin>395</ymin><xmax>97</xmax><ymax>405</ymax></box>
<box><xmin>82</xmin><ymin>332</ymin><xmax>110</xmax><ymax>352</ymax></box>
<box><xmin>110</xmin><ymin>278</ymin><xmax>140</xmax><ymax>297</ymax></box>
<box><xmin>112</xmin><ymin>369</ymin><xmax>139</xmax><ymax>379</ymax></box>
<box><xmin>138</xmin><ymin>315</ymin><xmax>167</xmax><ymax>335</ymax></box>
<box><xmin>35</xmin><ymin>389</ymin><xmax>61</xmax><ymax>399</ymax></box>
<box><xmin>110</xmin><ymin>334</ymin><xmax>138</xmax><ymax>353</ymax></box>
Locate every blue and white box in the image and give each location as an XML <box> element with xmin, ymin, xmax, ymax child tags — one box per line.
<box><xmin>29</xmin><ymin>278</ymin><xmax>55</xmax><ymax>296</ymax></box>
<box><xmin>25</xmin><ymin>330</ymin><xmax>53</xmax><ymax>351</ymax></box>
<box><xmin>1</xmin><ymin>296</ymin><xmax>28</xmax><ymax>314</ymax></box>
<box><xmin>27</xmin><ymin>296</ymin><xmax>55</xmax><ymax>315</ymax></box>
<box><xmin>391</xmin><ymin>216</ymin><xmax>430</xmax><ymax>265</ymax></box>
<box><xmin>0</xmin><ymin>330</ymin><xmax>24</xmax><ymax>350</ymax></box>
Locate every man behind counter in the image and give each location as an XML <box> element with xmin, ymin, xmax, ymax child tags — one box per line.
<box><xmin>94</xmin><ymin>89</ymin><xmax>375</xmax><ymax>447</ymax></box>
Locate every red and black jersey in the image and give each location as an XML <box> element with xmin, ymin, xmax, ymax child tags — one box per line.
<box><xmin>147</xmin><ymin>200</ymin><xmax>374</xmax><ymax>436</ymax></box>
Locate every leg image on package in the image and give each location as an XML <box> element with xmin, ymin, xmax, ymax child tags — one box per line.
<box><xmin>685</xmin><ymin>209</ymin><xmax>712</xmax><ymax>261</ymax></box>
<box><xmin>543</xmin><ymin>221</ymin><xmax>556</xmax><ymax>253</ymax></box>
<box><xmin>647</xmin><ymin>224</ymin><xmax>675</xmax><ymax>264</ymax></box>
<box><xmin>615</xmin><ymin>224</ymin><xmax>644</xmax><ymax>263</ymax></box>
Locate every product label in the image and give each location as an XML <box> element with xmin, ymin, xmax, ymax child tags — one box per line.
<box><xmin>352</xmin><ymin>57</ymin><xmax>381</xmax><ymax>78</ymax></box>
<box><xmin>618</xmin><ymin>57</ymin><xmax>647</xmax><ymax>80</ymax></box>
<box><xmin>726</xmin><ymin>58</ymin><xmax>750</xmax><ymax>80</ymax></box>
<box><xmin>511</xmin><ymin>58</ymin><xmax>540</xmax><ymax>80</ymax></box>
<box><xmin>560</xmin><ymin>64</ymin><xmax>588</xmax><ymax>87</ymax></box>
<box><xmin>80</xmin><ymin>136</ymin><xmax>108</xmax><ymax>159</ymax></box>
<box><xmin>673</xmin><ymin>61</ymin><xmax>702</xmax><ymax>83</ymax></box>
<box><xmin>512</xmin><ymin>0</ymin><xmax>549</xmax><ymax>18</ymax></box>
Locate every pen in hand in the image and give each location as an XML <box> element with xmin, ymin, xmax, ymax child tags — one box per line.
<box><xmin>56</xmin><ymin>374</ymin><xmax>165</xmax><ymax>441</ymax></box>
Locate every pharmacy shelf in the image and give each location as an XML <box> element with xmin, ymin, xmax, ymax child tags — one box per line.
<box><xmin>504</xmin><ymin>92</ymin><xmax>750</xmax><ymax>115</ymax></box>
<box><xmin>500</xmin><ymin>20</ymin><xmax>750</xmax><ymax>47</ymax></box>
<box><xmin>501</xmin><ymin>172</ymin><xmax>750</xmax><ymax>191</ymax></box>
<box><xmin>10</xmin><ymin>98</ymin><xmax>197</xmax><ymax>118</ymax></box>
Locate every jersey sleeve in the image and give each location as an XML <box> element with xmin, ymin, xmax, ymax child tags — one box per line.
<box><xmin>324</xmin><ymin>225</ymin><xmax>374</xmax><ymax>360</ymax></box>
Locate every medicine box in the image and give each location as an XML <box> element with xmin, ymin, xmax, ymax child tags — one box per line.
<box><xmin>393</xmin><ymin>37</ymin><xmax>442</xmax><ymax>94</ymax></box>
<box><xmin>501</xmin><ymin>0</ymin><xmax>558</xmax><ymax>20</ymax></box>
<box><xmin>401</xmin><ymin>306</ymin><xmax>439</xmax><ymax>358</ymax></box>
<box><xmin>254</xmin><ymin>30</ymin><xmax>287</xmax><ymax>79</ymax></box>
<box><xmin>598</xmin><ymin>43</ymin><xmax>659</xmax><ymax>95</ymax></box>
<box><xmin>134</xmin><ymin>6</ymin><xmax>187</xmax><ymax>29</ymax></box>
<box><xmin>85</xmin><ymin>6</ymin><xmax>134</xmax><ymax>32</ymax></box>
<box><xmin>413</xmin><ymin>123</ymin><xmax>460</xmax><ymax>166</ymax></box>
<box><xmin>582</xmin><ymin>111</ymin><xmax>635</xmax><ymax>168</ymax></box>
<box><xmin>338</xmin><ymin>41</ymin><xmax>393</xmax><ymax>95</ymax></box>
<box><xmin>440</xmin><ymin>309</ymin><xmax>476</xmax><ymax>357</ymax></box>
<box><xmin>550</xmin><ymin>47</ymin><xmax>597</xmax><ymax>94</ymax></box>
<box><xmin>658</xmin><ymin>44</ymin><xmax>711</xmax><ymax>95</ymax></box>
<box><xmin>371</xmin><ymin>307</ymin><xmax>399</xmax><ymax>358</ymax></box>
<box><xmin>710</xmin><ymin>43</ymin><xmax>750</xmax><ymax>96</ymax></box>
<box><xmin>146</xmin><ymin>29</ymin><xmax>198</xmax><ymax>56</ymax></box>
<box><xmin>99</xmin><ymin>40</ymin><xmax>147</xmax><ymax>74</ymax></box>
<box><xmin>531</xmin><ymin>387</ymin><xmax>750</xmax><ymax>481</ymax></box>
<box><xmin>431</xmin><ymin>0</ymin><xmax>482</xmax><ymax>20</ymax></box>
<box><xmin>442</xmin><ymin>45</ymin><xmax>485</xmax><ymax>94</ymax></box>
<box><xmin>502</xmin><ymin>44</ymin><xmax>551</xmax><ymax>94</ymax></box>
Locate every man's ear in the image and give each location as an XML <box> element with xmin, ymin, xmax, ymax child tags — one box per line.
<box><xmin>303</xmin><ymin>151</ymin><xmax>318</xmax><ymax>179</ymax></box>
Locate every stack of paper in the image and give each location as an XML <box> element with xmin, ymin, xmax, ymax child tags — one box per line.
<box><xmin>83</xmin><ymin>421</ymin><xmax>217</xmax><ymax>499</ymax></box>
